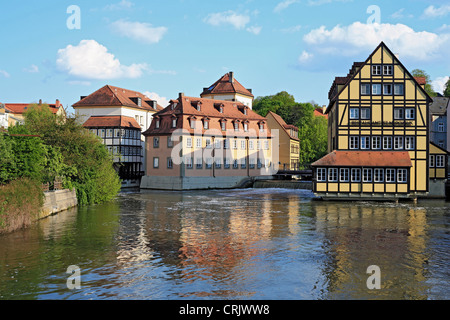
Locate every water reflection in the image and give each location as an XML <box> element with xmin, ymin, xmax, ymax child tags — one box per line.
<box><xmin>0</xmin><ymin>189</ymin><xmax>448</xmax><ymax>300</ymax></box>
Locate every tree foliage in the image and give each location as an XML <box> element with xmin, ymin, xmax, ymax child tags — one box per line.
<box><xmin>253</xmin><ymin>91</ymin><xmax>328</xmax><ymax>165</ymax></box>
<box><xmin>411</xmin><ymin>69</ymin><xmax>437</xmax><ymax>97</ymax></box>
<box><xmin>444</xmin><ymin>78</ymin><xmax>450</xmax><ymax>98</ymax></box>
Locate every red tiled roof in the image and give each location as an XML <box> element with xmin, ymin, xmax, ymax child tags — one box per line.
<box><xmin>314</xmin><ymin>108</ymin><xmax>328</xmax><ymax>119</ymax></box>
<box><xmin>4</xmin><ymin>102</ymin><xmax>62</xmax><ymax>114</ymax></box>
<box><xmin>72</xmin><ymin>85</ymin><xmax>164</xmax><ymax>111</ymax></box>
<box><xmin>201</xmin><ymin>72</ymin><xmax>254</xmax><ymax>98</ymax></box>
<box><xmin>144</xmin><ymin>94</ymin><xmax>268</xmax><ymax>137</ymax></box>
<box><xmin>82</xmin><ymin>116</ymin><xmax>141</xmax><ymax>129</ymax></box>
<box><xmin>414</xmin><ymin>77</ymin><xmax>426</xmax><ymax>85</ymax></box>
<box><xmin>312</xmin><ymin>151</ymin><xmax>412</xmax><ymax>167</ymax></box>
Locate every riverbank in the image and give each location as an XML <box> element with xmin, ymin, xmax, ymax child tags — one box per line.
<box><xmin>253</xmin><ymin>179</ymin><xmax>313</xmax><ymax>190</ymax></box>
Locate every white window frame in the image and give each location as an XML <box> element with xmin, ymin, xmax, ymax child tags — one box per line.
<box><xmin>372</xmin><ymin>84</ymin><xmax>382</xmax><ymax>95</ymax></box>
<box><xmin>374</xmin><ymin>168</ymin><xmax>384</xmax><ymax>182</ymax></box>
<box><xmin>340</xmin><ymin>168</ymin><xmax>349</xmax><ymax>182</ymax></box>
<box><xmin>317</xmin><ymin>168</ymin><xmax>327</xmax><ymax>182</ymax></box>
<box><xmin>351</xmin><ymin>168</ymin><xmax>361</xmax><ymax>182</ymax></box>
<box><xmin>362</xmin><ymin>168</ymin><xmax>373</xmax><ymax>183</ymax></box>
<box><xmin>430</xmin><ymin>155</ymin><xmax>435</xmax><ymax>167</ymax></box>
<box><xmin>394</xmin><ymin>136</ymin><xmax>404</xmax><ymax>150</ymax></box>
<box><xmin>386</xmin><ymin>169</ymin><xmax>396</xmax><ymax>183</ymax></box>
<box><xmin>361</xmin><ymin>136</ymin><xmax>370</xmax><ymax>150</ymax></box>
<box><xmin>383</xmin><ymin>65</ymin><xmax>393</xmax><ymax>75</ymax></box>
<box><xmin>394</xmin><ymin>84</ymin><xmax>404</xmax><ymax>95</ymax></box>
<box><xmin>372</xmin><ymin>136</ymin><xmax>381</xmax><ymax>150</ymax></box>
<box><xmin>394</xmin><ymin>108</ymin><xmax>404</xmax><ymax>120</ymax></box>
<box><xmin>405</xmin><ymin>137</ymin><xmax>415</xmax><ymax>150</ymax></box>
<box><xmin>350</xmin><ymin>108</ymin><xmax>359</xmax><ymax>120</ymax></box>
<box><xmin>383</xmin><ymin>136</ymin><xmax>392</xmax><ymax>150</ymax></box>
<box><xmin>405</xmin><ymin>108</ymin><xmax>415</xmax><ymax>120</ymax></box>
<box><xmin>436</xmin><ymin>155</ymin><xmax>445</xmax><ymax>168</ymax></box>
<box><xmin>361</xmin><ymin>108</ymin><xmax>371</xmax><ymax>120</ymax></box>
<box><xmin>397</xmin><ymin>169</ymin><xmax>407</xmax><ymax>183</ymax></box>
<box><xmin>328</xmin><ymin>168</ymin><xmax>338</xmax><ymax>182</ymax></box>
<box><xmin>383</xmin><ymin>84</ymin><xmax>392</xmax><ymax>95</ymax></box>
<box><xmin>372</xmin><ymin>65</ymin><xmax>381</xmax><ymax>75</ymax></box>
<box><xmin>349</xmin><ymin>136</ymin><xmax>359</xmax><ymax>149</ymax></box>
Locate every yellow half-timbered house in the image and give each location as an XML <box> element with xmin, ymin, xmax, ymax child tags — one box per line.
<box><xmin>312</xmin><ymin>42</ymin><xmax>433</xmax><ymax>200</ymax></box>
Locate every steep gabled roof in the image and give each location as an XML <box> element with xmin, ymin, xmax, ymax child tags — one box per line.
<box><xmin>326</xmin><ymin>42</ymin><xmax>433</xmax><ymax>114</ymax></box>
<box><xmin>200</xmin><ymin>72</ymin><xmax>254</xmax><ymax>98</ymax></box>
<box><xmin>72</xmin><ymin>85</ymin><xmax>163</xmax><ymax>112</ymax></box>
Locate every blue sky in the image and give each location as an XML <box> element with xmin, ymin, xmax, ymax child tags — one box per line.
<box><xmin>0</xmin><ymin>0</ymin><xmax>449</xmax><ymax>112</ymax></box>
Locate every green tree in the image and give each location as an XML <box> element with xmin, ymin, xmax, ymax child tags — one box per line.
<box><xmin>411</xmin><ymin>69</ymin><xmax>437</xmax><ymax>97</ymax></box>
<box><xmin>444</xmin><ymin>78</ymin><xmax>450</xmax><ymax>97</ymax></box>
<box><xmin>0</xmin><ymin>132</ymin><xmax>16</xmax><ymax>184</ymax></box>
<box><xmin>23</xmin><ymin>105</ymin><xmax>121</xmax><ymax>205</ymax></box>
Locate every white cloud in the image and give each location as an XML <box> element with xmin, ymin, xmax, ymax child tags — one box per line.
<box><xmin>204</xmin><ymin>10</ymin><xmax>250</xmax><ymax>30</ymax></box>
<box><xmin>104</xmin><ymin>0</ymin><xmax>134</xmax><ymax>11</ymax></box>
<box><xmin>0</xmin><ymin>70</ymin><xmax>10</xmax><ymax>78</ymax></box>
<box><xmin>56</xmin><ymin>40</ymin><xmax>147</xmax><ymax>80</ymax></box>
<box><xmin>432</xmin><ymin>76</ymin><xmax>449</xmax><ymax>94</ymax></box>
<box><xmin>111</xmin><ymin>20</ymin><xmax>167</xmax><ymax>44</ymax></box>
<box><xmin>274</xmin><ymin>0</ymin><xmax>299</xmax><ymax>13</ymax></box>
<box><xmin>23</xmin><ymin>64</ymin><xmax>39</xmax><ymax>73</ymax></box>
<box><xmin>422</xmin><ymin>5</ymin><xmax>450</xmax><ymax>18</ymax></box>
<box><xmin>144</xmin><ymin>92</ymin><xmax>169</xmax><ymax>108</ymax></box>
<box><xmin>303</xmin><ymin>22</ymin><xmax>450</xmax><ymax>61</ymax></box>
<box><xmin>246</xmin><ymin>25</ymin><xmax>262</xmax><ymax>35</ymax></box>
<box><xmin>298</xmin><ymin>50</ymin><xmax>314</xmax><ymax>63</ymax></box>
<box><xmin>391</xmin><ymin>8</ymin><xmax>414</xmax><ymax>19</ymax></box>
<box><xmin>281</xmin><ymin>25</ymin><xmax>302</xmax><ymax>33</ymax></box>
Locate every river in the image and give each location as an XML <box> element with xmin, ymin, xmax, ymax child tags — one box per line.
<box><xmin>0</xmin><ymin>188</ymin><xmax>448</xmax><ymax>300</ymax></box>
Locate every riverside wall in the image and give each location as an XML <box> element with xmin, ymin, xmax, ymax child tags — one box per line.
<box><xmin>38</xmin><ymin>189</ymin><xmax>78</xmax><ymax>220</ymax></box>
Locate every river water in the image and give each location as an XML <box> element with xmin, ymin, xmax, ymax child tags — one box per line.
<box><xmin>0</xmin><ymin>188</ymin><xmax>448</xmax><ymax>300</ymax></box>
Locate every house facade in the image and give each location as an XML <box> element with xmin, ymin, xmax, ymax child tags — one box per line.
<box><xmin>72</xmin><ymin>85</ymin><xmax>163</xmax><ymax>188</ymax></box>
<box><xmin>430</xmin><ymin>96</ymin><xmax>449</xmax><ymax>150</ymax></box>
<box><xmin>1</xmin><ymin>99</ymin><xmax>65</xmax><ymax>128</ymax></box>
<box><xmin>140</xmin><ymin>93</ymin><xmax>275</xmax><ymax>190</ymax></box>
<box><xmin>312</xmin><ymin>42</ymin><xmax>433</xmax><ymax>201</ymax></box>
<box><xmin>265</xmin><ymin>111</ymin><xmax>300</xmax><ymax>170</ymax></box>
<box><xmin>200</xmin><ymin>72</ymin><xmax>254</xmax><ymax>109</ymax></box>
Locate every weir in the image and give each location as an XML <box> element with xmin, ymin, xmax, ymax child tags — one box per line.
<box><xmin>253</xmin><ymin>179</ymin><xmax>312</xmax><ymax>190</ymax></box>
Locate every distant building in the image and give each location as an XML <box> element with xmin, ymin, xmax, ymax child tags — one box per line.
<box><xmin>141</xmin><ymin>93</ymin><xmax>274</xmax><ymax>190</ymax></box>
<box><xmin>200</xmin><ymin>72</ymin><xmax>254</xmax><ymax>109</ymax></box>
<box><xmin>314</xmin><ymin>106</ymin><xmax>328</xmax><ymax>119</ymax></box>
<box><xmin>429</xmin><ymin>96</ymin><xmax>450</xmax><ymax>150</ymax></box>
<box><xmin>0</xmin><ymin>99</ymin><xmax>65</xmax><ymax>128</ymax></box>
<box><xmin>312</xmin><ymin>42</ymin><xmax>435</xmax><ymax>201</ymax></box>
<box><xmin>265</xmin><ymin>111</ymin><xmax>300</xmax><ymax>170</ymax></box>
<box><xmin>72</xmin><ymin>85</ymin><xmax>163</xmax><ymax>188</ymax></box>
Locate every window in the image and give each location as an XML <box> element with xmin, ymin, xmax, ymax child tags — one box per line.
<box><xmin>372</xmin><ymin>65</ymin><xmax>381</xmax><ymax>75</ymax></box>
<box><xmin>394</xmin><ymin>84</ymin><xmax>404</xmax><ymax>95</ymax></box>
<box><xmin>264</xmin><ymin>140</ymin><xmax>269</xmax><ymax>150</ymax></box>
<box><xmin>205</xmin><ymin>139</ymin><xmax>212</xmax><ymax>149</ymax></box>
<box><xmin>106</xmin><ymin>129</ymin><xmax>113</xmax><ymax>138</ymax></box>
<box><xmin>172</xmin><ymin>118</ymin><xmax>177</xmax><ymax>128</ymax></box>
<box><xmin>257</xmin><ymin>159</ymin><xmax>262</xmax><ymax>169</ymax></box>
<box><xmin>350</xmin><ymin>108</ymin><xmax>359</xmax><ymax>120</ymax></box>
<box><xmin>221</xmin><ymin>121</ymin><xmax>226</xmax><ymax>131</ymax></box>
<box><xmin>168</xmin><ymin>136</ymin><xmax>173</xmax><ymax>148</ymax></box>
<box><xmin>196</xmin><ymin>158</ymin><xmax>203</xmax><ymax>169</ymax></box>
<box><xmin>249</xmin><ymin>158</ymin><xmax>256</xmax><ymax>169</ymax></box>
<box><xmin>328</xmin><ymin>168</ymin><xmax>338</xmax><ymax>182</ymax></box>
<box><xmin>249</xmin><ymin>140</ymin><xmax>254</xmax><ymax>150</ymax></box>
<box><xmin>386</xmin><ymin>169</ymin><xmax>396</xmax><ymax>183</ymax></box>
<box><xmin>439</xmin><ymin>141</ymin><xmax>444</xmax><ymax>148</ymax></box>
<box><xmin>190</xmin><ymin>119</ymin><xmax>196</xmax><ymax>129</ymax></box>
<box><xmin>153</xmin><ymin>157</ymin><xmax>159</xmax><ymax>168</ymax></box>
<box><xmin>394</xmin><ymin>108</ymin><xmax>404</xmax><ymax>120</ymax></box>
<box><xmin>234</xmin><ymin>122</ymin><xmax>239</xmax><ymax>131</ymax></box>
<box><xmin>241</xmin><ymin>140</ymin><xmax>246</xmax><ymax>150</ymax></box>
<box><xmin>372</xmin><ymin>84</ymin><xmax>382</xmax><ymax>95</ymax></box>
<box><xmin>361</xmin><ymin>108</ymin><xmax>371</xmax><ymax>120</ymax></box>
<box><xmin>397</xmin><ymin>169</ymin><xmax>407</xmax><ymax>183</ymax></box>
<box><xmin>430</xmin><ymin>155</ymin><xmax>435</xmax><ymax>167</ymax></box>
<box><xmin>155</xmin><ymin>119</ymin><xmax>160</xmax><ymax>129</ymax></box>
<box><xmin>317</xmin><ymin>168</ymin><xmax>327</xmax><ymax>182</ymax></box>
<box><xmin>214</xmin><ymin>139</ymin><xmax>221</xmax><ymax>149</ymax></box>
<box><xmin>185</xmin><ymin>157</ymin><xmax>193</xmax><ymax>169</ymax></box>
<box><xmin>351</xmin><ymin>168</ymin><xmax>361</xmax><ymax>182</ymax></box>
<box><xmin>438</xmin><ymin>122</ymin><xmax>445</xmax><ymax>132</ymax></box>
<box><xmin>405</xmin><ymin>108</ymin><xmax>415</xmax><ymax>120</ymax></box>
<box><xmin>372</xmin><ymin>136</ymin><xmax>381</xmax><ymax>150</ymax></box>
<box><xmin>196</xmin><ymin>138</ymin><xmax>202</xmax><ymax>148</ymax></box>
<box><xmin>203</xmin><ymin>120</ymin><xmax>209</xmax><ymax>130</ymax></box>
<box><xmin>340</xmin><ymin>168</ymin><xmax>349</xmax><ymax>182</ymax></box>
<box><xmin>374</xmin><ymin>169</ymin><xmax>384</xmax><ymax>182</ymax></box>
<box><xmin>224</xmin><ymin>158</ymin><xmax>231</xmax><ymax>169</ymax></box>
<box><xmin>436</xmin><ymin>155</ymin><xmax>445</xmax><ymax>168</ymax></box>
<box><xmin>233</xmin><ymin>159</ymin><xmax>239</xmax><ymax>169</ymax></box>
<box><xmin>153</xmin><ymin>137</ymin><xmax>159</xmax><ymax>148</ymax></box>
<box><xmin>206</xmin><ymin>158</ymin><xmax>212</xmax><ymax>169</ymax></box>
<box><xmin>167</xmin><ymin>158</ymin><xmax>173</xmax><ymax>169</ymax></box>
<box><xmin>405</xmin><ymin>137</ymin><xmax>415</xmax><ymax>150</ymax></box>
<box><xmin>349</xmin><ymin>136</ymin><xmax>359</xmax><ymax>149</ymax></box>
<box><xmin>244</xmin><ymin>123</ymin><xmax>249</xmax><ymax>132</ymax></box>
<box><xmin>220</xmin><ymin>106</ymin><xmax>224</xmax><ymax>113</ymax></box>
<box><xmin>394</xmin><ymin>136</ymin><xmax>404</xmax><ymax>150</ymax></box>
<box><xmin>186</xmin><ymin>137</ymin><xmax>192</xmax><ymax>148</ymax></box>
<box><xmin>99</xmin><ymin>129</ymin><xmax>105</xmax><ymax>138</ymax></box>
<box><xmin>363</xmin><ymin>168</ymin><xmax>373</xmax><ymax>182</ymax></box>
<box><xmin>259</xmin><ymin>123</ymin><xmax>265</xmax><ymax>132</ymax></box>
<box><xmin>223</xmin><ymin>139</ymin><xmax>229</xmax><ymax>149</ymax></box>
<box><xmin>197</xmin><ymin>104</ymin><xmax>201</xmax><ymax>112</ymax></box>
<box><xmin>361</xmin><ymin>84</ymin><xmax>371</xmax><ymax>95</ymax></box>
<box><xmin>232</xmin><ymin>139</ymin><xmax>238</xmax><ymax>149</ymax></box>
<box><xmin>383</xmin><ymin>65</ymin><xmax>393</xmax><ymax>75</ymax></box>
<box><xmin>241</xmin><ymin>158</ymin><xmax>247</xmax><ymax>169</ymax></box>
<box><xmin>383</xmin><ymin>84</ymin><xmax>392</xmax><ymax>95</ymax></box>
<box><xmin>215</xmin><ymin>158</ymin><xmax>222</xmax><ymax>169</ymax></box>
<box><xmin>361</xmin><ymin>137</ymin><xmax>370</xmax><ymax>150</ymax></box>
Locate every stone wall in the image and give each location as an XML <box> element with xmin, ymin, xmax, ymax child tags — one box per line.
<box><xmin>38</xmin><ymin>189</ymin><xmax>78</xmax><ymax>220</ymax></box>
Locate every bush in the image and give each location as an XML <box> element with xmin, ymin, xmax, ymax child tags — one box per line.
<box><xmin>0</xmin><ymin>178</ymin><xmax>44</xmax><ymax>234</ymax></box>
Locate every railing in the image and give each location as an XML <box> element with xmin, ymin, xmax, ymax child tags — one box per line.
<box><xmin>42</xmin><ymin>177</ymin><xmax>63</xmax><ymax>193</ymax></box>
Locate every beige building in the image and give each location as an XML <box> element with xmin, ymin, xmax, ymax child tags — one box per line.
<box><xmin>265</xmin><ymin>111</ymin><xmax>300</xmax><ymax>170</ymax></box>
<box><xmin>140</xmin><ymin>93</ymin><xmax>275</xmax><ymax>190</ymax></box>
<box><xmin>1</xmin><ymin>99</ymin><xmax>65</xmax><ymax>128</ymax></box>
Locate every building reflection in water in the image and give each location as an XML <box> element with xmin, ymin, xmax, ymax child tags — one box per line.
<box><xmin>311</xmin><ymin>201</ymin><xmax>431</xmax><ymax>300</ymax></box>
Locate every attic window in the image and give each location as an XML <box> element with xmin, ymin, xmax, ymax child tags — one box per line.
<box><xmin>220</xmin><ymin>106</ymin><xmax>224</xmax><ymax>113</ymax></box>
<box><xmin>171</xmin><ymin>103</ymin><xmax>177</xmax><ymax>110</ymax></box>
<box><xmin>243</xmin><ymin>107</ymin><xmax>248</xmax><ymax>115</ymax></box>
<box><xmin>196</xmin><ymin>102</ymin><xmax>202</xmax><ymax>112</ymax></box>
<box><xmin>208</xmin><ymin>85</ymin><xmax>215</xmax><ymax>91</ymax></box>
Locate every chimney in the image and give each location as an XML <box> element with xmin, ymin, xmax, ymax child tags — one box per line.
<box><xmin>56</xmin><ymin>99</ymin><xmax>61</xmax><ymax>108</ymax></box>
<box><xmin>322</xmin><ymin>105</ymin><xmax>326</xmax><ymax>114</ymax></box>
<box><xmin>229</xmin><ymin>72</ymin><xmax>234</xmax><ymax>83</ymax></box>
<box><xmin>39</xmin><ymin>99</ymin><xmax>42</xmax><ymax>105</ymax></box>
<box><xmin>179</xmin><ymin>92</ymin><xmax>184</xmax><ymax>100</ymax></box>
<box><xmin>152</xmin><ymin>100</ymin><xmax>157</xmax><ymax>110</ymax></box>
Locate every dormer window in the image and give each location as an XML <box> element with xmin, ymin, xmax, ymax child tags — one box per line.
<box><xmin>203</xmin><ymin>118</ymin><xmax>209</xmax><ymax>130</ymax></box>
<box><xmin>243</xmin><ymin>121</ymin><xmax>249</xmax><ymax>132</ymax></box>
<box><xmin>172</xmin><ymin>117</ymin><xmax>177</xmax><ymax>128</ymax></box>
<box><xmin>234</xmin><ymin>121</ymin><xmax>240</xmax><ymax>131</ymax></box>
<box><xmin>259</xmin><ymin>122</ymin><xmax>265</xmax><ymax>132</ymax></box>
<box><xmin>196</xmin><ymin>102</ymin><xmax>202</xmax><ymax>112</ymax></box>
<box><xmin>221</xmin><ymin>120</ymin><xmax>226</xmax><ymax>131</ymax></box>
<box><xmin>189</xmin><ymin>116</ymin><xmax>197</xmax><ymax>129</ymax></box>
<box><xmin>155</xmin><ymin>119</ymin><xmax>160</xmax><ymax>129</ymax></box>
<box><xmin>220</xmin><ymin>106</ymin><xmax>224</xmax><ymax>113</ymax></box>
<box><xmin>243</xmin><ymin>107</ymin><xmax>248</xmax><ymax>115</ymax></box>
<box><xmin>171</xmin><ymin>102</ymin><xmax>177</xmax><ymax>110</ymax></box>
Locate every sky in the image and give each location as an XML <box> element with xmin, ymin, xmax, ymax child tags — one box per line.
<box><xmin>0</xmin><ymin>0</ymin><xmax>449</xmax><ymax>113</ymax></box>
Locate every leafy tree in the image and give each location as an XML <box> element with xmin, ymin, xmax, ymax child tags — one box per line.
<box><xmin>411</xmin><ymin>69</ymin><xmax>437</xmax><ymax>97</ymax></box>
<box><xmin>23</xmin><ymin>105</ymin><xmax>121</xmax><ymax>205</ymax></box>
<box><xmin>444</xmin><ymin>78</ymin><xmax>450</xmax><ymax>97</ymax></box>
<box><xmin>0</xmin><ymin>132</ymin><xmax>16</xmax><ymax>184</ymax></box>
